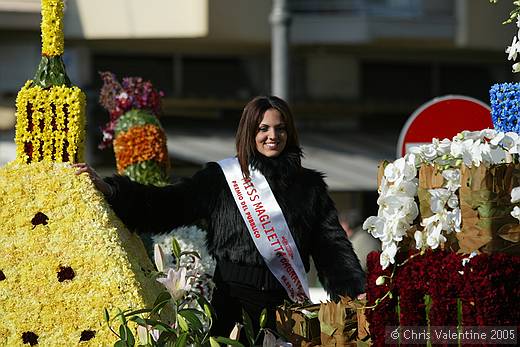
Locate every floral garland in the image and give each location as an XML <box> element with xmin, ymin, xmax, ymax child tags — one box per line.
<box><xmin>366</xmin><ymin>250</ymin><xmax>520</xmax><ymax>346</ymax></box>
<box><xmin>14</xmin><ymin>81</ymin><xmax>86</xmax><ymax>164</ymax></box>
<box><xmin>363</xmin><ymin>129</ymin><xmax>520</xmax><ymax>269</ymax></box>
<box><xmin>0</xmin><ymin>161</ymin><xmax>165</xmax><ymax>345</ymax></box>
<box><xmin>41</xmin><ymin>0</ymin><xmax>64</xmax><ymax>57</ymax></box>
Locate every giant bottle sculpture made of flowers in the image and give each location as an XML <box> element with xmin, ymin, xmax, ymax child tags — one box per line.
<box><xmin>0</xmin><ymin>1</ymin><xmax>166</xmax><ymax>345</ymax></box>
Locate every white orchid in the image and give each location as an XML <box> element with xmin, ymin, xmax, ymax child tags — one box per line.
<box><xmin>362</xmin><ymin>130</ymin><xmax>520</xmax><ymax>269</ymax></box>
<box><xmin>414</xmin><ymin>229</ymin><xmax>426</xmax><ymax>249</ymax></box>
<box><xmin>156</xmin><ymin>267</ymin><xmax>192</xmax><ymax>301</ymax></box>
<box><xmin>429</xmin><ymin>188</ymin><xmax>451</xmax><ymax>213</ymax></box>
<box><xmin>362</xmin><ymin>216</ymin><xmax>385</xmax><ymax>237</ymax></box>
<box><xmin>511</xmin><ymin>187</ymin><xmax>520</xmax><ymax>203</ymax></box>
<box><xmin>506</xmin><ymin>34</ymin><xmax>520</xmax><ymax>61</ymax></box>
<box><xmin>380</xmin><ymin>242</ymin><xmax>397</xmax><ymax>269</ymax></box>
<box><xmin>512</xmin><ymin>206</ymin><xmax>520</xmax><ymax>222</ymax></box>
<box><xmin>425</xmin><ymin>221</ymin><xmax>446</xmax><ymax>249</ymax></box>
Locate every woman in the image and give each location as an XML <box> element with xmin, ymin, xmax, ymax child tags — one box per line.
<box><xmin>76</xmin><ymin>95</ymin><xmax>365</xmax><ymax>337</ymax></box>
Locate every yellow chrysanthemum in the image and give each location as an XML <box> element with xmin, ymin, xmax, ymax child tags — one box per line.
<box><xmin>41</xmin><ymin>0</ymin><xmax>64</xmax><ymax>56</ymax></box>
<box><xmin>0</xmin><ymin>161</ymin><xmax>167</xmax><ymax>346</ymax></box>
<box><xmin>14</xmin><ymin>82</ymin><xmax>86</xmax><ymax>163</ymax></box>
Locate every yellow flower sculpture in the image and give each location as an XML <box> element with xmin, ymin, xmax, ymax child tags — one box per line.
<box><xmin>15</xmin><ymin>0</ymin><xmax>85</xmax><ymax>164</ymax></box>
<box><xmin>0</xmin><ymin>162</ymin><xmax>166</xmax><ymax>345</ymax></box>
<box><xmin>41</xmin><ymin>0</ymin><xmax>64</xmax><ymax>56</ymax></box>
<box><xmin>1</xmin><ymin>0</ymin><xmax>169</xmax><ymax>345</ymax></box>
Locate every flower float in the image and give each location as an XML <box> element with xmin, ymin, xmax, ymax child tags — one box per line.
<box><xmin>99</xmin><ymin>72</ymin><xmax>169</xmax><ymax>185</ymax></box>
<box><xmin>0</xmin><ymin>1</ymin><xmax>166</xmax><ymax>345</ymax></box>
<box><xmin>14</xmin><ymin>0</ymin><xmax>85</xmax><ymax>164</ymax></box>
<box><xmin>362</xmin><ymin>128</ymin><xmax>520</xmax><ymax>345</ymax></box>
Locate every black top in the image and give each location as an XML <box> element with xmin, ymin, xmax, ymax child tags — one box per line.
<box><xmin>105</xmin><ymin>147</ymin><xmax>365</xmax><ymax>299</ymax></box>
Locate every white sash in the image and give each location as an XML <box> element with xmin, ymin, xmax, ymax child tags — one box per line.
<box><xmin>218</xmin><ymin>157</ymin><xmax>310</xmax><ymax>303</ymax></box>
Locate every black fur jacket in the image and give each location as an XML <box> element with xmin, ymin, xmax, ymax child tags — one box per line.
<box><xmin>105</xmin><ymin>147</ymin><xmax>365</xmax><ymax>299</ymax></box>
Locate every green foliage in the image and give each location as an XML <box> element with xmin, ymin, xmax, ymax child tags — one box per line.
<box><xmin>115</xmin><ymin>109</ymin><xmax>162</xmax><ymax>135</ymax></box>
<box><xmin>33</xmin><ymin>55</ymin><xmax>72</xmax><ymax>88</ymax></box>
<box><xmin>105</xmin><ymin>236</ymin><xmax>281</xmax><ymax>346</ymax></box>
<box><xmin>123</xmin><ymin>160</ymin><xmax>169</xmax><ymax>187</ymax></box>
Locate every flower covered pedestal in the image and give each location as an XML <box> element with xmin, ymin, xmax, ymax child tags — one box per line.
<box><xmin>0</xmin><ymin>162</ymin><xmax>167</xmax><ymax>345</ymax></box>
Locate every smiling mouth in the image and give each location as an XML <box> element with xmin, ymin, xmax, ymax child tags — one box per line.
<box><xmin>265</xmin><ymin>143</ymin><xmax>279</xmax><ymax>149</ymax></box>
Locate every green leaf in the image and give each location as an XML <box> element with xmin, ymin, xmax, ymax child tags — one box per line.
<box><xmin>114</xmin><ymin>340</ymin><xmax>128</xmax><ymax>347</ymax></box>
<box><xmin>174</xmin><ymin>332</ymin><xmax>188</xmax><ymax>347</ymax></box>
<box><xmin>119</xmin><ymin>325</ymin><xmax>127</xmax><ymax>341</ymax></box>
<box><xmin>179</xmin><ymin>309</ymin><xmax>203</xmax><ymax>331</ymax></box>
<box><xmin>104</xmin><ymin>308</ymin><xmax>110</xmax><ymax>323</ymax></box>
<box><xmin>129</xmin><ymin>316</ymin><xmax>147</xmax><ymax>326</ymax></box>
<box><xmin>124</xmin><ymin>308</ymin><xmax>153</xmax><ymax>317</ymax></box>
<box><xmin>209</xmin><ymin>337</ymin><xmax>221</xmax><ymax>347</ymax></box>
<box><xmin>259</xmin><ymin>308</ymin><xmax>267</xmax><ymax>329</ymax></box>
<box><xmin>125</xmin><ymin>326</ymin><xmax>135</xmax><ymax>346</ymax></box>
<box><xmin>214</xmin><ymin>336</ymin><xmax>245</xmax><ymax>347</ymax></box>
<box><xmin>114</xmin><ymin>109</ymin><xmax>162</xmax><ymax>134</ymax></box>
<box><xmin>171</xmin><ymin>238</ymin><xmax>182</xmax><ymax>261</ymax></box>
<box><xmin>33</xmin><ymin>55</ymin><xmax>72</xmax><ymax>88</ymax></box>
<box><xmin>196</xmin><ymin>293</ymin><xmax>215</xmax><ymax>319</ymax></box>
<box><xmin>142</xmin><ymin>318</ymin><xmax>174</xmax><ymax>332</ymax></box>
<box><xmin>177</xmin><ymin>315</ymin><xmax>189</xmax><ymax>332</ymax></box>
<box><xmin>241</xmin><ymin>308</ymin><xmax>255</xmax><ymax>346</ymax></box>
<box><xmin>151</xmin><ymin>291</ymin><xmax>172</xmax><ymax>315</ymax></box>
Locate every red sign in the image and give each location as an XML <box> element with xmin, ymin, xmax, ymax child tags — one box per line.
<box><xmin>397</xmin><ymin>95</ymin><xmax>492</xmax><ymax>158</ymax></box>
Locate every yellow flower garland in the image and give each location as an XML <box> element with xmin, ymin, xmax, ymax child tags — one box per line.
<box><xmin>41</xmin><ymin>0</ymin><xmax>64</xmax><ymax>56</ymax></box>
<box><xmin>14</xmin><ymin>81</ymin><xmax>86</xmax><ymax>164</ymax></box>
<box><xmin>0</xmin><ymin>161</ymin><xmax>165</xmax><ymax>345</ymax></box>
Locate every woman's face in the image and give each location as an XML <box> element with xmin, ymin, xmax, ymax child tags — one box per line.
<box><xmin>255</xmin><ymin>108</ymin><xmax>287</xmax><ymax>157</ymax></box>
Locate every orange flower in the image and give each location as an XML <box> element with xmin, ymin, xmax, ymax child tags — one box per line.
<box><xmin>113</xmin><ymin>124</ymin><xmax>168</xmax><ymax>173</ymax></box>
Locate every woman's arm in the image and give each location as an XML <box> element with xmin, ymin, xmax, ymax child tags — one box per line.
<box><xmin>75</xmin><ymin>163</ymin><xmax>220</xmax><ymax>234</ymax></box>
<box><xmin>310</xmin><ymin>181</ymin><xmax>366</xmax><ymax>301</ymax></box>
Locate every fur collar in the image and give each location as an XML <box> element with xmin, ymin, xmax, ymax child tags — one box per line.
<box><xmin>249</xmin><ymin>146</ymin><xmax>303</xmax><ymax>179</ymax></box>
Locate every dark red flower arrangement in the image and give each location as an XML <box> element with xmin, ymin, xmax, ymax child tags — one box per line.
<box><xmin>366</xmin><ymin>250</ymin><xmax>520</xmax><ymax>347</ymax></box>
<box><xmin>98</xmin><ymin>72</ymin><xmax>164</xmax><ymax>149</ymax></box>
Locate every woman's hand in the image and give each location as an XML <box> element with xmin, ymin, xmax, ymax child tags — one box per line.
<box><xmin>73</xmin><ymin>163</ymin><xmax>113</xmax><ymax>197</ymax></box>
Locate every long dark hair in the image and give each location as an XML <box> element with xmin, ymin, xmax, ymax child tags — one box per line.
<box><xmin>235</xmin><ymin>95</ymin><xmax>300</xmax><ymax>177</ymax></box>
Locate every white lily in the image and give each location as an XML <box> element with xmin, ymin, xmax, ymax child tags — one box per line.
<box><xmin>156</xmin><ymin>267</ymin><xmax>191</xmax><ymax>301</ymax></box>
<box><xmin>137</xmin><ymin>325</ymin><xmax>160</xmax><ymax>345</ymax></box>
<box><xmin>154</xmin><ymin>244</ymin><xmax>166</xmax><ymax>273</ymax></box>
